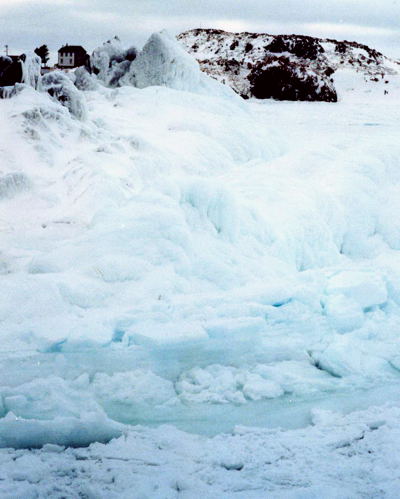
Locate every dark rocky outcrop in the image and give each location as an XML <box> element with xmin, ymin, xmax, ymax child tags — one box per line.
<box><xmin>178</xmin><ymin>29</ymin><xmax>400</xmax><ymax>101</ymax></box>
<box><xmin>265</xmin><ymin>35</ymin><xmax>324</xmax><ymax>60</ymax></box>
<box><xmin>0</xmin><ymin>53</ymin><xmax>41</xmax><ymax>98</ymax></box>
<box><xmin>249</xmin><ymin>56</ymin><xmax>337</xmax><ymax>102</ymax></box>
<box><xmin>0</xmin><ymin>56</ymin><xmax>23</xmax><ymax>87</ymax></box>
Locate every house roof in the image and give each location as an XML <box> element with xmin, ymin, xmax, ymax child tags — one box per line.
<box><xmin>58</xmin><ymin>45</ymin><xmax>87</xmax><ymax>54</ymax></box>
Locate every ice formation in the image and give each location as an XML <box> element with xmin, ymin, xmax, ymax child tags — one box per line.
<box><xmin>89</xmin><ymin>31</ymin><xmax>237</xmax><ymax>99</ymax></box>
<box><xmin>0</xmin><ymin>52</ymin><xmax>40</xmax><ymax>93</ymax></box>
<box><xmin>91</xmin><ymin>36</ymin><xmax>137</xmax><ymax>88</ymax></box>
<box><xmin>40</xmin><ymin>70</ymin><xmax>87</xmax><ymax>119</ymax></box>
<box><xmin>0</xmin><ymin>28</ymin><xmax>400</xmax><ymax>497</ymax></box>
<box><xmin>20</xmin><ymin>52</ymin><xmax>41</xmax><ymax>89</ymax></box>
<box><xmin>124</xmin><ymin>31</ymin><xmax>235</xmax><ymax>97</ymax></box>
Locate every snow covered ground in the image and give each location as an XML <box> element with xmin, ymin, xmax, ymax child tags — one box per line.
<box><xmin>1</xmin><ymin>33</ymin><xmax>400</xmax><ymax>496</ymax></box>
<box><xmin>2</xmin><ymin>404</ymin><xmax>400</xmax><ymax>498</ymax></box>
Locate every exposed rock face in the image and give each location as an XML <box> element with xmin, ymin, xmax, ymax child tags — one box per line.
<box><xmin>0</xmin><ymin>56</ymin><xmax>23</xmax><ymax>87</ymax></box>
<box><xmin>249</xmin><ymin>55</ymin><xmax>337</xmax><ymax>102</ymax></box>
<box><xmin>0</xmin><ymin>53</ymin><xmax>41</xmax><ymax>98</ymax></box>
<box><xmin>178</xmin><ymin>29</ymin><xmax>400</xmax><ymax>101</ymax></box>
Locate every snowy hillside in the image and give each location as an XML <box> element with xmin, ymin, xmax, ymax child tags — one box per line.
<box><xmin>178</xmin><ymin>29</ymin><xmax>400</xmax><ymax>100</ymax></box>
<box><xmin>1</xmin><ymin>30</ymin><xmax>400</xmax><ymax>496</ymax></box>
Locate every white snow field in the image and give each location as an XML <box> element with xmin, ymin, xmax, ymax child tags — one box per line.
<box><xmin>1</xmin><ymin>32</ymin><xmax>400</xmax><ymax>496</ymax></box>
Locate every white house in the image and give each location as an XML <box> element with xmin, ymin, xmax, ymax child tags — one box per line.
<box><xmin>58</xmin><ymin>45</ymin><xmax>88</xmax><ymax>69</ymax></box>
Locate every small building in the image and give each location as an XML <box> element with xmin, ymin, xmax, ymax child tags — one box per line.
<box><xmin>58</xmin><ymin>45</ymin><xmax>88</xmax><ymax>69</ymax></box>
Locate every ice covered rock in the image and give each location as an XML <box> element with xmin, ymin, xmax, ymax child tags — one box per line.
<box><xmin>0</xmin><ymin>53</ymin><xmax>40</xmax><ymax>95</ymax></box>
<box><xmin>91</xmin><ymin>36</ymin><xmax>137</xmax><ymax>87</ymax></box>
<box><xmin>90</xmin><ymin>32</ymin><xmax>237</xmax><ymax>97</ymax></box>
<box><xmin>125</xmin><ymin>31</ymin><xmax>235</xmax><ymax>97</ymax></box>
<box><xmin>40</xmin><ymin>71</ymin><xmax>87</xmax><ymax>119</ymax></box>
<box><xmin>21</xmin><ymin>52</ymin><xmax>41</xmax><ymax>89</ymax></box>
<box><xmin>73</xmin><ymin>66</ymin><xmax>98</xmax><ymax>91</ymax></box>
<box><xmin>91</xmin><ymin>36</ymin><xmax>126</xmax><ymax>76</ymax></box>
<box><xmin>0</xmin><ymin>55</ymin><xmax>22</xmax><ymax>87</ymax></box>
<box><xmin>178</xmin><ymin>29</ymin><xmax>400</xmax><ymax>100</ymax></box>
<box><xmin>126</xmin><ymin>31</ymin><xmax>201</xmax><ymax>90</ymax></box>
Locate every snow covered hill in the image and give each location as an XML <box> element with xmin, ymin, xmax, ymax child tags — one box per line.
<box><xmin>1</xmin><ymin>30</ymin><xmax>400</xmax><ymax>497</ymax></box>
<box><xmin>178</xmin><ymin>29</ymin><xmax>400</xmax><ymax>101</ymax></box>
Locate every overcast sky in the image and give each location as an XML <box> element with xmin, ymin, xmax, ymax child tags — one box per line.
<box><xmin>1</xmin><ymin>0</ymin><xmax>399</xmax><ymax>62</ymax></box>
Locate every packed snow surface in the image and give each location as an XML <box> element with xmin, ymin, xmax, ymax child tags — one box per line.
<box><xmin>1</xmin><ymin>31</ymin><xmax>400</xmax><ymax>497</ymax></box>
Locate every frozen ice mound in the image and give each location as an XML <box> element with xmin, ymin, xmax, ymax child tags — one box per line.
<box><xmin>90</xmin><ymin>31</ymin><xmax>238</xmax><ymax>98</ymax></box>
<box><xmin>21</xmin><ymin>52</ymin><xmax>41</xmax><ymax>89</ymax></box>
<box><xmin>74</xmin><ymin>67</ymin><xmax>99</xmax><ymax>91</ymax></box>
<box><xmin>40</xmin><ymin>71</ymin><xmax>87</xmax><ymax>119</ymax></box>
<box><xmin>121</xmin><ymin>31</ymin><xmax>238</xmax><ymax>98</ymax></box>
<box><xmin>91</xmin><ymin>36</ymin><xmax>137</xmax><ymax>88</ymax></box>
